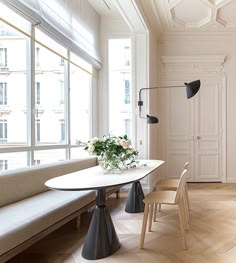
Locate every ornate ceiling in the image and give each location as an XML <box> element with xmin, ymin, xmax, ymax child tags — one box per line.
<box><xmin>137</xmin><ymin>0</ymin><xmax>236</xmax><ymax>32</ymax></box>
<box><xmin>89</xmin><ymin>0</ymin><xmax>236</xmax><ymax>32</ymax></box>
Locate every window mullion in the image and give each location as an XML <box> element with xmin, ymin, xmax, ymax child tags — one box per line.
<box><xmin>65</xmin><ymin>50</ymin><xmax>70</xmax><ymax>159</ymax></box>
<box><xmin>29</xmin><ymin>24</ymin><xmax>36</xmax><ymax>165</ymax></box>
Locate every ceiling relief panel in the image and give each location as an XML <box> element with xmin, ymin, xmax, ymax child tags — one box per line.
<box><xmin>170</xmin><ymin>0</ymin><xmax>211</xmax><ymax>28</ymax></box>
<box><xmin>150</xmin><ymin>0</ymin><xmax>236</xmax><ymax>31</ymax></box>
<box><xmin>217</xmin><ymin>1</ymin><xmax>236</xmax><ymax>28</ymax></box>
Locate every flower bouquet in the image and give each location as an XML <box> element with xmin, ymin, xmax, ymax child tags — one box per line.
<box><xmin>84</xmin><ymin>135</ymin><xmax>138</xmax><ymax>171</ymax></box>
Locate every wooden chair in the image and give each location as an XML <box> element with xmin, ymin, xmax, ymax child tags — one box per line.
<box><xmin>140</xmin><ymin>169</ymin><xmax>189</xmax><ymax>250</ymax></box>
<box><xmin>154</xmin><ymin>162</ymin><xmax>190</xmax><ymax>218</ymax></box>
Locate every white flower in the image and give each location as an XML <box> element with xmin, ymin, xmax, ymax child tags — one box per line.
<box><xmin>121</xmin><ymin>139</ymin><xmax>128</xmax><ymax>149</ymax></box>
<box><xmin>91</xmin><ymin>137</ymin><xmax>99</xmax><ymax>144</ymax></box>
<box><xmin>87</xmin><ymin>144</ymin><xmax>95</xmax><ymax>153</ymax></box>
<box><xmin>127</xmin><ymin>148</ymin><xmax>134</xmax><ymax>154</ymax></box>
<box><xmin>115</xmin><ymin>139</ymin><xmax>121</xmax><ymax>145</ymax></box>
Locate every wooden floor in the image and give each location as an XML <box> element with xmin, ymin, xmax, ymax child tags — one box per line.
<box><xmin>7</xmin><ymin>183</ymin><xmax>236</xmax><ymax>263</ymax></box>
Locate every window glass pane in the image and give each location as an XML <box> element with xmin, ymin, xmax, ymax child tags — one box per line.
<box><xmin>70</xmin><ymin>63</ymin><xmax>91</xmax><ymax>144</ymax></box>
<box><xmin>34</xmin><ymin>149</ymin><xmax>66</xmax><ymax>165</ymax></box>
<box><xmin>108</xmin><ymin>39</ymin><xmax>132</xmax><ymax>138</ymax></box>
<box><xmin>0</xmin><ymin>20</ymin><xmax>29</xmax><ymax>147</ymax></box>
<box><xmin>71</xmin><ymin>147</ymin><xmax>91</xmax><ymax>159</ymax></box>
<box><xmin>35</xmin><ymin>28</ymin><xmax>68</xmax><ymax>59</ymax></box>
<box><xmin>0</xmin><ymin>2</ymin><xmax>31</xmax><ymax>36</ymax></box>
<box><xmin>70</xmin><ymin>52</ymin><xmax>93</xmax><ymax>75</ymax></box>
<box><xmin>35</xmin><ymin>41</ymin><xmax>66</xmax><ymax>145</ymax></box>
<box><xmin>0</xmin><ymin>152</ymin><xmax>27</xmax><ymax>170</ymax></box>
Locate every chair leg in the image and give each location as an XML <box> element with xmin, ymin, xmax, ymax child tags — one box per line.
<box><xmin>183</xmin><ymin>196</ymin><xmax>190</xmax><ymax>229</ymax></box>
<box><xmin>148</xmin><ymin>204</ymin><xmax>154</xmax><ymax>232</ymax></box>
<box><xmin>140</xmin><ymin>203</ymin><xmax>149</xmax><ymax>249</ymax></box>
<box><xmin>178</xmin><ymin>203</ymin><xmax>188</xmax><ymax>250</ymax></box>
<box><xmin>185</xmin><ymin>184</ymin><xmax>190</xmax><ymax>211</ymax></box>
<box><xmin>153</xmin><ymin>203</ymin><xmax>157</xmax><ymax>222</ymax></box>
<box><xmin>153</xmin><ymin>202</ymin><xmax>162</xmax><ymax>222</ymax></box>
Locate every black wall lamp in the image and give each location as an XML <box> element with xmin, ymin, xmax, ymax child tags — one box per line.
<box><xmin>138</xmin><ymin>80</ymin><xmax>201</xmax><ymax>124</ymax></box>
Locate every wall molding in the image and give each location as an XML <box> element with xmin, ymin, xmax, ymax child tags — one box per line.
<box><xmin>161</xmin><ymin>56</ymin><xmax>226</xmax><ymax>64</ymax></box>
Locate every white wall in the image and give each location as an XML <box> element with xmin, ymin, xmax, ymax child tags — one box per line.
<box><xmin>155</xmin><ymin>33</ymin><xmax>236</xmax><ymax>182</ymax></box>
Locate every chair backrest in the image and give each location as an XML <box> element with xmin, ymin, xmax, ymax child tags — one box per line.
<box><xmin>183</xmin><ymin>162</ymin><xmax>189</xmax><ymax>170</ymax></box>
<box><xmin>175</xmin><ymin>169</ymin><xmax>188</xmax><ymax>203</ymax></box>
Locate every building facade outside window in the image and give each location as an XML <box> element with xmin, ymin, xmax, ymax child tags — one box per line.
<box><xmin>35</xmin><ymin>47</ymin><xmax>40</xmax><ymax>67</ymax></box>
<box><xmin>0</xmin><ymin>119</ymin><xmax>7</xmax><ymax>143</ymax></box>
<box><xmin>35</xmin><ymin>82</ymin><xmax>40</xmax><ymax>105</ymax></box>
<box><xmin>0</xmin><ymin>4</ymin><xmax>94</xmax><ymax>170</ymax></box>
<box><xmin>0</xmin><ymin>159</ymin><xmax>8</xmax><ymax>170</ymax></box>
<box><xmin>124</xmin><ymin>79</ymin><xmax>130</xmax><ymax>104</ymax></box>
<box><xmin>108</xmin><ymin>39</ymin><xmax>133</xmax><ymax>139</ymax></box>
<box><xmin>0</xmin><ymin>82</ymin><xmax>7</xmax><ymax>105</ymax></box>
<box><xmin>36</xmin><ymin>119</ymin><xmax>40</xmax><ymax>143</ymax></box>
<box><xmin>59</xmin><ymin>119</ymin><xmax>65</xmax><ymax>143</ymax></box>
<box><xmin>0</xmin><ymin>48</ymin><xmax>7</xmax><ymax>67</ymax></box>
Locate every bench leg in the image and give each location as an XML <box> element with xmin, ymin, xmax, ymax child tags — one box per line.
<box><xmin>75</xmin><ymin>215</ymin><xmax>81</xmax><ymax>230</ymax></box>
<box><xmin>115</xmin><ymin>190</ymin><xmax>120</xmax><ymax>199</ymax></box>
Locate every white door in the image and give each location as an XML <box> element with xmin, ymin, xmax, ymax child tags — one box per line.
<box><xmin>164</xmin><ymin>78</ymin><xmax>222</xmax><ymax>182</ymax></box>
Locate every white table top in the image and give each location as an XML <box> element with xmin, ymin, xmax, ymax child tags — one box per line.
<box><xmin>45</xmin><ymin>160</ymin><xmax>164</xmax><ymax>191</ymax></box>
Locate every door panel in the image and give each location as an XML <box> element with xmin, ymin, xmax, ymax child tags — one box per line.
<box><xmin>194</xmin><ymin>82</ymin><xmax>222</xmax><ymax>181</ymax></box>
<box><xmin>165</xmin><ymin>80</ymin><xmax>222</xmax><ymax>182</ymax></box>
<box><xmin>165</xmin><ymin>88</ymin><xmax>194</xmax><ymax>181</ymax></box>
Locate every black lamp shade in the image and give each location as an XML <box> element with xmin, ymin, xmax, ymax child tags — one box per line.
<box><xmin>185</xmin><ymin>80</ymin><xmax>201</xmax><ymax>99</ymax></box>
<box><xmin>147</xmin><ymin>115</ymin><xmax>159</xmax><ymax>124</ymax></box>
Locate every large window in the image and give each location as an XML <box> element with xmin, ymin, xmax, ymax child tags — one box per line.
<box><xmin>0</xmin><ymin>9</ymin><xmax>94</xmax><ymax>170</ymax></box>
<box><xmin>108</xmin><ymin>39</ymin><xmax>133</xmax><ymax>138</ymax></box>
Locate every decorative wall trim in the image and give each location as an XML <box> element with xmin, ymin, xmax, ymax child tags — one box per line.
<box><xmin>161</xmin><ymin>56</ymin><xmax>226</xmax><ymax>64</ymax></box>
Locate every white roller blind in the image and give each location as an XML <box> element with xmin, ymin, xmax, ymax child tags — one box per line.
<box><xmin>0</xmin><ymin>0</ymin><xmax>102</xmax><ymax>69</ymax></box>
<box><xmin>0</xmin><ymin>1</ymin><xmax>32</xmax><ymax>36</ymax></box>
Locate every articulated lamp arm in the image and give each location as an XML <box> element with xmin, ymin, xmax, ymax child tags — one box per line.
<box><xmin>138</xmin><ymin>80</ymin><xmax>201</xmax><ymax>124</ymax></box>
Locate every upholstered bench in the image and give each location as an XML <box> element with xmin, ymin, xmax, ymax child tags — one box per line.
<box><xmin>0</xmin><ymin>157</ymin><xmax>121</xmax><ymax>263</ymax></box>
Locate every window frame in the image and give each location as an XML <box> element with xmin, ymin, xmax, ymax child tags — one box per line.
<box><xmin>0</xmin><ymin>17</ymin><xmax>95</xmax><ymax>169</ymax></box>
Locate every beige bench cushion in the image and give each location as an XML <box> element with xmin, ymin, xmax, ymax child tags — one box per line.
<box><xmin>0</xmin><ymin>157</ymin><xmax>97</xmax><ymax>207</ymax></box>
<box><xmin>0</xmin><ymin>189</ymin><xmax>96</xmax><ymax>256</ymax></box>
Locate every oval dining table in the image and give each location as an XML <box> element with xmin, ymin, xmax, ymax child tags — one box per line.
<box><xmin>45</xmin><ymin>159</ymin><xmax>164</xmax><ymax>260</ymax></box>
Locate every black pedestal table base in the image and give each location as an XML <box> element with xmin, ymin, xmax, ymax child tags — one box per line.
<box><xmin>125</xmin><ymin>181</ymin><xmax>145</xmax><ymax>213</ymax></box>
<box><xmin>82</xmin><ymin>188</ymin><xmax>120</xmax><ymax>260</ymax></box>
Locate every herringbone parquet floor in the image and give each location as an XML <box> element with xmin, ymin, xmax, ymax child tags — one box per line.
<box><xmin>8</xmin><ymin>183</ymin><xmax>236</xmax><ymax>263</ymax></box>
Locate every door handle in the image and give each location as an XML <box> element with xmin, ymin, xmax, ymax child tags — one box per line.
<box><xmin>196</xmin><ymin>136</ymin><xmax>201</xmax><ymax>140</ymax></box>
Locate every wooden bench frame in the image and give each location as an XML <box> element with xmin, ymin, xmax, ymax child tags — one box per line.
<box><xmin>0</xmin><ymin>186</ymin><xmax>121</xmax><ymax>263</ymax></box>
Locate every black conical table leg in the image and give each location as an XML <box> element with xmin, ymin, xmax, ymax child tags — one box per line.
<box><xmin>125</xmin><ymin>181</ymin><xmax>145</xmax><ymax>213</ymax></box>
<box><xmin>82</xmin><ymin>188</ymin><xmax>120</xmax><ymax>260</ymax></box>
